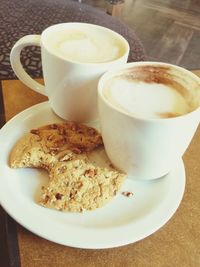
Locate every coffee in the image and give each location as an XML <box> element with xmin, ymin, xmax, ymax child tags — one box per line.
<box><xmin>103</xmin><ymin>65</ymin><xmax>199</xmax><ymax>119</ymax></box>
<box><xmin>44</xmin><ymin>25</ymin><xmax>126</xmax><ymax>64</ymax></box>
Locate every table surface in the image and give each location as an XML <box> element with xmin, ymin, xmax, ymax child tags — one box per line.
<box><xmin>0</xmin><ymin>72</ymin><xmax>200</xmax><ymax>267</ymax></box>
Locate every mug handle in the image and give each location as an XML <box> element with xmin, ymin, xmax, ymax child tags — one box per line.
<box><xmin>10</xmin><ymin>35</ymin><xmax>47</xmax><ymax>96</ymax></box>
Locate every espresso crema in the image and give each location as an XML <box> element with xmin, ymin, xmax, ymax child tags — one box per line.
<box><xmin>103</xmin><ymin>66</ymin><xmax>199</xmax><ymax>119</ymax></box>
<box><xmin>44</xmin><ymin>25</ymin><xmax>126</xmax><ymax>63</ymax></box>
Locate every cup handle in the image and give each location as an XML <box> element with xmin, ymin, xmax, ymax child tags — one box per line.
<box><xmin>10</xmin><ymin>35</ymin><xmax>47</xmax><ymax>96</ymax></box>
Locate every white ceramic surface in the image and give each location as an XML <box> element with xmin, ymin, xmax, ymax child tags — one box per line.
<box><xmin>10</xmin><ymin>23</ymin><xmax>129</xmax><ymax>122</ymax></box>
<box><xmin>98</xmin><ymin>62</ymin><xmax>200</xmax><ymax>180</ymax></box>
<box><xmin>0</xmin><ymin>102</ymin><xmax>185</xmax><ymax>248</ymax></box>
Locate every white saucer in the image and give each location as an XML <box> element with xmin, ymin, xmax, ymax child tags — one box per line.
<box><xmin>0</xmin><ymin>102</ymin><xmax>185</xmax><ymax>249</ymax></box>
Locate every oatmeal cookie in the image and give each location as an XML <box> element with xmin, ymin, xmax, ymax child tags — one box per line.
<box><xmin>40</xmin><ymin>158</ymin><xmax>126</xmax><ymax>212</ymax></box>
<box><xmin>9</xmin><ymin>121</ymin><xmax>103</xmax><ymax>170</ymax></box>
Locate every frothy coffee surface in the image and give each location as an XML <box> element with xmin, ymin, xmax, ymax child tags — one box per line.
<box><xmin>103</xmin><ymin>66</ymin><xmax>197</xmax><ymax>119</ymax></box>
<box><xmin>44</xmin><ymin>26</ymin><xmax>125</xmax><ymax>63</ymax></box>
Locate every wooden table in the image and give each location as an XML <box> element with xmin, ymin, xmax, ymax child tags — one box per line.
<box><xmin>0</xmin><ymin>73</ymin><xmax>200</xmax><ymax>267</ymax></box>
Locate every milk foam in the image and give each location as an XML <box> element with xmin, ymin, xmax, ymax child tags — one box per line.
<box><xmin>104</xmin><ymin>78</ymin><xmax>191</xmax><ymax>119</ymax></box>
<box><xmin>45</xmin><ymin>27</ymin><xmax>124</xmax><ymax>63</ymax></box>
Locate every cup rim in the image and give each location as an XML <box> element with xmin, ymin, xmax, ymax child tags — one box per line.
<box><xmin>98</xmin><ymin>61</ymin><xmax>200</xmax><ymax>122</ymax></box>
<box><xmin>40</xmin><ymin>22</ymin><xmax>130</xmax><ymax>66</ymax></box>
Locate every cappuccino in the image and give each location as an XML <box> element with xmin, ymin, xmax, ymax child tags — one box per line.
<box><xmin>98</xmin><ymin>62</ymin><xmax>200</xmax><ymax>179</ymax></box>
<box><xmin>44</xmin><ymin>24</ymin><xmax>126</xmax><ymax>63</ymax></box>
<box><xmin>103</xmin><ymin>66</ymin><xmax>199</xmax><ymax>119</ymax></box>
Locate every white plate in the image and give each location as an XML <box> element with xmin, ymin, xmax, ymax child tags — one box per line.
<box><xmin>0</xmin><ymin>102</ymin><xmax>185</xmax><ymax>249</ymax></box>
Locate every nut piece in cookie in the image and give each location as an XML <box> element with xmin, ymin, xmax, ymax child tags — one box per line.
<box><xmin>39</xmin><ymin>158</ymin><xmax>126</xmax><ymax>212</ymax></box>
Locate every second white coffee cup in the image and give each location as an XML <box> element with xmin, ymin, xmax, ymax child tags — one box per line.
<box><xmin>98</xmin><ymin>62</ymin><xmax>200</xmax><ymax>180</ymax></box>
<box><xmin>10</xmin><ymin>23</ymin><xmax>130</xmax><ymax>122</ymax></box>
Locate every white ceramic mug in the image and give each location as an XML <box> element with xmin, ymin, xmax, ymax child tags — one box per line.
<box><xmin>10</xmin><ymin>23</ymin><xmax>129</xmax><ymax>122</ymax></box>
<box><xmin>98</xmin><ymin>62</ymin><xmax>200</xmax><ymax>180</ymax></box>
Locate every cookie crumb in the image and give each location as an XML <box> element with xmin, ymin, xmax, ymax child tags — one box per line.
<box><xmin>122</xmin><ymin>191</ymin><xmax>133</xmax><ymax>198</ymax></box>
